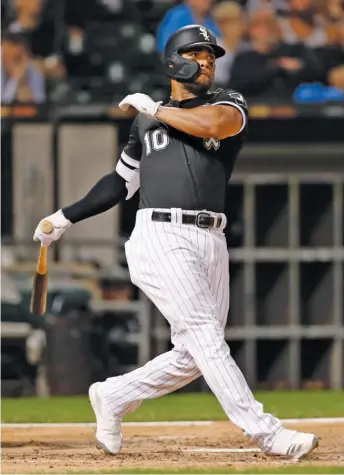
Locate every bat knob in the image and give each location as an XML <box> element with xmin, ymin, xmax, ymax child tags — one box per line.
<box><xmin>40</xmin><ymin>220</ymin><xmax>54</xmax><ymax>234</ymax></box>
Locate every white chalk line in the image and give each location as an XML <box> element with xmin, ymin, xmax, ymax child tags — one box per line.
<box><xmin>130</xmin><ymin>435</ymin><xmax>195</xmax><ymax>441</ymax></box>
<box><xmin>281</xmin><ymin>417</ymin><xmax>344</xmax><ymax>424</ymax></box>
<box><xmin>2</xmin><ymin>417</ymin><xmax>344</xmax><ymax>428</ymax></box>
<box><xmin>185</xmin><ymin>448</ymin><xmax>261</xmax><ymax>453</ymax></box>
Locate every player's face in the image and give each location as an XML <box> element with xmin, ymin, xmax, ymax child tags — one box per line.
<box><xmin>181</xmin><ymin>48</ymin><xmax>216</xmax><ymax>95</ymax></box>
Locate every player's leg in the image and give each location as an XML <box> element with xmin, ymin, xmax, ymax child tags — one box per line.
<box><xmin>89</xmin><ymin>221</ymin><xmax>205</xmax><ymax>453</ymax></box>
<box><xmin>90</xmin><ymin>228</ymin><xmax>202</xmax><ymax>453</ymax></box>
<box><xmin>207</xmin><ymin>235</ymin><xmax>274</xmax><ymax>437</ymax></box>
<box><xmin>175</xmin><ymin>228</ymin><xmax>317</xmax><ymax>457</ymax></box>
<box><xmin>124</xmin><ymin>216</ymin><xmax>317</xmax><ymax>457</ymax></box>
<box><xmin>99</xmin><ymin>233</ymin><xmax>203</xmax><ymax>417</ymax></box>
<box><xmin>90</xmin><ymin>212</ymin><xmax>317</xmax><ymax>458</ymax></box>
<box><xmin>102</xmin><ymin>342</ymin><xmax>200</xmax><ymax>416</ymax></box>
<box><xmin>207</xmin><ymin>229</ymin><xmax>230</xmax><ymax>331</ymax></box>
<box><xmin>124</xmin><ymin>219</ymin><xmax>280</xmax><ymax>443</ymax></box>
<box><xmin>89</xmin><ymin>340</ymin><xmax>201</xmax><ymax>454</ymax></box>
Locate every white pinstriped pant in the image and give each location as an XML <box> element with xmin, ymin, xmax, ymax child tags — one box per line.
<box><xmin>101</xmin><ymin>208</ymin><xmax>283</xmax><ymax>449</ymax></box>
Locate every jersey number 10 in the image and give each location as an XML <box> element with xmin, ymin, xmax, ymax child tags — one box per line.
<box><xmin>144</xmin><ymin>128</ymin><xmax>169</xmax><ymax>156</ymax></box>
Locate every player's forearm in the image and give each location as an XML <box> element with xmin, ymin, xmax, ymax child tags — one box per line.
<box><xmin>62</xmin><ymin>172</ymin><xmax>127</xmax><ymax>223</ymax></box>
<box><xmin>155</xmin><ymin>105</ymin><xmax>227</xmax><ymax>139</ymax></box>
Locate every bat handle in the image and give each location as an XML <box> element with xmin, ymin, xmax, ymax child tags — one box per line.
<box><xmin>36</xmin><ymin>220</ymin><xmax>53</xmax><ymax>273</ymax></box>
<box><xmin>40</xmin><ymin>220</ymin><xmax>54</xmax><ymax>234</ymax></box>
<box><xmin>37</xmin><ymin>245</ymin><xmax>48</xmax><ymax>274</ymax></box>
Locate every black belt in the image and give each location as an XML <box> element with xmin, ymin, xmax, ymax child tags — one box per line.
<box><xmin>151</xmin><ymin>211</ymin><xmax>223</xmax><ymax>229</ymax></box>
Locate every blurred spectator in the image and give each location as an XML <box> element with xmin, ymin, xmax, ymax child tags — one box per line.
<box><xmin>320</xmin><ymin>0</ymin><xmax>344</xmax><ymax>20</ymax></box>
<box><xmin>1</xmin><ymin>32</ymin><xmax>45</xmax><ymax>103</ymax></box>
<box><xmin>62</xmin><ymin>0</ymin><xmax>94</xmax><ymax>80</ymax></box>
<box><xmin>278</xmin><ymin>0</ymin><xmax>335</xmax><ymax>48</ymax></box>
<box><xmin>318</xmin><ymin>0</ymin><xmax>344</xmax><ymax>44</ymax></box>
<box><xmin>156</xmin><ymin>0</ymin><xmax>220</xmax><ymax>53</ymax></box>
<box><xmin>230</xmin><ymin>8</ymin><xmax>321</xmax><ymax>100</ymax></box>
<box><xmin>328</xmin><ymin>64</ymin><xmax>344</xmax><ymax>91</ymax></box>
<box><xmin>245</xmin><ymin>0</ymin><xmax>288</xmax><ymax>14</ymax></box>
<box><xmin>7</xmin><ymin>0</ymin><xmax>54</xmax><ymax>56</ymax></box>
<box><xmin>213</xmin><ymin>1</ymin><xmax>248</xmax><ymax>87</ymax></box>
<box><xmin>63</xmin><ymin>0</ymin><xmax>136</xmax><ymax>81</ymax></box>
<box><xmin>62</xmin><ymin>26</ymin><xmax>91</xmax><ymax>79</ymax></box>
<box><xmin>307</xmin><ymin>1</ymin><xmax>344</xmax><ymax>88</ymax></box>
<box><xmin>323</xmin><ymin>20</ymin><xmax>344</xmax><ymax>90</ymax></box>
<box><xmin>6</xmin><ymin>0</ymin><xmax>65</xmax><ymax>81</ymax></box>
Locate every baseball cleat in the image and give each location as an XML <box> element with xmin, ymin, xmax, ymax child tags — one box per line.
<box><xmin>265</xmin><ymin>428</ymin><xmax>319</xmax><ymax>460</ymax></box>
<box><xmin>89</xmin><ymin>382</ymin><xmax>123</xmax><ymax>455</ymax></box>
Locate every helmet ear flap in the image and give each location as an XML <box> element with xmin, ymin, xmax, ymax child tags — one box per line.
<box><xmin>164</xmin><ymin>52</ymin><xmax>200</xmax><ymax>82</ymax></box>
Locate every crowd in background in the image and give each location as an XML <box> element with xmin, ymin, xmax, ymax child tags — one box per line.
<box><xmin>1</xmin><ymin>0</ymin><xmax>344</xmax><ymax>105</ymax></box>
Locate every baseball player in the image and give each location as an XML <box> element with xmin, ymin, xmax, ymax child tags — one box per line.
<box><xmin>34</xmin><ymin>25</ymin><xmax>318</xmax><ymax>459</ymax></box>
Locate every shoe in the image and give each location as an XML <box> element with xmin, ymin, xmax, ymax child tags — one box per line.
<box><xmin>265</xmin><ymin>428</ymin><xmax>319</xmax><ymax>460</ymax></box>
<box><xmin>89</xmin><ymin>382</ymin><xmax>123</xmax><ymax>455</ymax></box>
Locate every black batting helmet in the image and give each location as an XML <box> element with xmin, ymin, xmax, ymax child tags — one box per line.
<box><xmin>164</xmin><ymin>25</ymin><xmax>225</xmax><ymax>83</ymax></box>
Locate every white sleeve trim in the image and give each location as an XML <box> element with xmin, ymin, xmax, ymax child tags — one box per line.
<box><xmin>121</xmin><ymin>151</ymin><xmax>140</xmax><ymax>169</ymax></box>
<box><xmin>125</xmin><ymin>169</ymin><xmax>140</xmax><ymax>200</ymax></box>
<box><xmin>116</xmin><ymin>160</ymin><xmax>136</xmax><ymax>182</ymax></box>
<box><xmin>116</xmin><ymin>159</ymin><xmax>140</xmax><ymax>200</ymax></box>
<box><xmin>212</xmin><ymin>101</ymin><xmax>247</xmax><ymax>136</ymax></box>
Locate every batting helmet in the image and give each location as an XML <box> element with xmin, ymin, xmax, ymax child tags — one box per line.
<box><xmin>164</xmin><ymin>25</ymin><xmax>225</xmax><ymax>83</ymax></box>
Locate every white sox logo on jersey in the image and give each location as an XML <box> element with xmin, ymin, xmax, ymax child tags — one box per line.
<box><xmin>199</xmin><ymin>27</ymin><xmax>210</xmax><ymax>41</ymax></box>
<box><xmin>204</xmin><ymin>138</ymin><xmax>220</xmax><ymax>150</ymax></box>
<box><xmin>228</xmin><ymin>91</ymin><xmax>247</xmax><ymax>108</ymax></box>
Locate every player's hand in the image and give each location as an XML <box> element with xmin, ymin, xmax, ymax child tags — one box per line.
<box><xmin>33</xmin><ymin>210</ymin><xmax>72</xmax><ymax>246</ymax></box>
<box><xmin>119</xmin><ymin>93</ymin><xmax>162</xmax><ymax>118</ymax></box>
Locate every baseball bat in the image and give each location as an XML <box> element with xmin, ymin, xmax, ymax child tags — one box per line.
<box><xmin>30</xmin><ymin>220</ymin><xmax>54</xmax><ymax>315</ymax></box>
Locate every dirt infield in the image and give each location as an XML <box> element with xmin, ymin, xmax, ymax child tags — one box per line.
<box><xmin>2</xmin><ymin>422</ymin><xmax>344</xmax><ymax>473</ymax></box>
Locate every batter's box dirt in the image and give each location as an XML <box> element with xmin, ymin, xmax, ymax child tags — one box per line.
<box><xmin>2</xmin><ymin>422</ymin><xmax>344</xmax><ymax>473</ymax></box>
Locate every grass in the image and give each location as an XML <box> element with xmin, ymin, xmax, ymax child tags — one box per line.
<box><xmin>49</xmin><ymin>468</ymin><xmax>344</xmax><ymax>474</ymax></box>
<box><xmin>1</xmin><ymin>391</ymin><xmax>344</xmax><ymax>423</ymax></box>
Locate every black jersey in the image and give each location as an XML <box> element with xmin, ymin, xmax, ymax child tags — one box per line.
<box><xmin>116</xmin><ymin>88</ymin><xmax>248</xmax><ymax>213</ymax></box>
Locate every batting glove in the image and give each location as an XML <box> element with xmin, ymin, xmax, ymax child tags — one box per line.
<box><xmin>33</xmin><ymin>209</ymin><xmax>72</xmax><ymax>246</ymax></box>
<box><xmin>119</xmin><ymin>93</ymin><xmax>162</xmax><ymax>118</ymax></box>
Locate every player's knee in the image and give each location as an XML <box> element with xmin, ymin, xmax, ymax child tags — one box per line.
<box><xmin>181</xmin><ymin>322</ymin><xmax>229</xmax><ymax>356</ymax></box>
<box><xmin>173</xmin><ymin>348</ymin><xmax>198</xmax><ymax>371</ymax></box>
<box><xmin>181</xmin><ymin>357</ymin><xmax>198</xmax><ymax>372</ymax></box>
<box><xmin>181</xmin><ymin>319</ymin><xmax>224</xmax><ymax>337</ymax></box>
